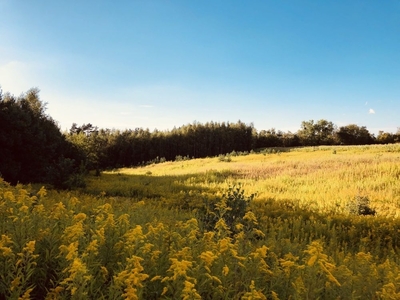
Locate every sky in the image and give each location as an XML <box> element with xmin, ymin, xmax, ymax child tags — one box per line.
<box><xmin>0</xmin><ymin>0</ymin><xmax>399</xmax><ymax>135</ymax></box>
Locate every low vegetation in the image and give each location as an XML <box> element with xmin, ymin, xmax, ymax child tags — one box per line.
<box><xmin>1</xmin><ymin>144</ymin><xmax>400</xmax><ymax>299</ymax></box>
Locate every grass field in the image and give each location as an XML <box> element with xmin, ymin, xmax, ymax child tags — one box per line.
<box><xmin>1</xmin><ymin>144</ymin><xmax>400</xmax><ymax>299</ymax></box>
<box><xmin>90</xmin><ymin>144</ymin><xmax>400</xmax><ymax>217</ymax></box>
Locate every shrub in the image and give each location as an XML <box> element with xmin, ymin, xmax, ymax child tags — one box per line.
<box><xmin>348</xmin><ymin>195</ymin><xmax>376</xmax><ymax>216</ymax></box>
<box><xmin>197</xmin><ymin>184</ymin><xmax>257</xmax><ymax>235</ymax></box>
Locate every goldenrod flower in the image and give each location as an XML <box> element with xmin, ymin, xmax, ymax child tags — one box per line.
<box><xmin>19</xmin><ymin>288</ymin><xmax>34</xmax><ymax>300</ymax></box>
<box><xmin>63</xmin><ymin>222</ymin><xmax>85</xmax><ymax>243</ymax></box>
<box><xmin>69</xmin><ymin>196</ymin><xmax>80</xmax><ymax>206</ymax></box>
<box><xmin>215</xmin><ymin>219</ymin><xmax>231</xmax><ymax>237</ymax></box>
<box><xmin>59</xmin><ymin>242</ymin><xmax>78</xmax><ymax>261</ymax></box>
<box><xmin>222</xmin><ymin>265</ymin><xmax>229</xmax><ymax>276</ymax></box>
<box><xmin>10</xmin><ymin>276</ymin><xmax>21</xmax><ymax>291</ymax></box>
<box><xmin>243</xmin><ymin>211</ymin><xmax>258</xmax><ymax>225</ymax></box>
<box><xmin>4</xmin><ymin>191</ymin><xmax>15</xmax><ymax>201</ymax></box>
<box><xmin>181</xmin><ymin>280</ymin><xmax>201</xmax><ymax>300</ymax></box>
<box><xmin>141</xmin><ymin>243</ymin><xmax>153</xmax><ymax>254</ymax></box>
<box><xmin>161</xmin><ymin>287</ymin><xmax>168</xmax><ymax>296</ymax></box>
<box><xmin>24</xmin><ymin>240</ymin><xmax>36</xmax><ymax>254</ymax></box>
<box><xmin>50</xmin><ymin>202</ymin><xmax>67</xmax><ymax>220</ymax></box>
<box><xmin>0</xmin><ymin>235</ymin><xmax>13</xmax><ymax>256</ymax></box>
<box><xmin>85</xmin><ymin>240</ymin><xmax>99</xmax><ymax>254</ymax></box>
<box><xmin>32</xmin><ymin>204</ymin><xmax>45</xmax><ymax>214</ymax></box>
<box><xmin>218</xmin><ymin>238</ymin><xmax>231</xmax><ymax>253</ymax></box>
<box><xmin>73</xmin><ymin>212</ymin><xmax>87</xmax><ymax>222</ymax></box>
<box><xmin>114</xmin><ymin>256</ymin><xmax>149</xmax><ymax>299</ymax></box>
<box><xmin>37</xmin><ymin>186</ymin><xmax>47</xmax><ymax>198</ymax></box>
<box><xmin>251</xmin><ymin>245</ymin><xmax>268</xmax><ymax>259</ymax></box>
<box><xmin>19</xmin><ymin>205</ymin><xmax>29</xmax><ymax>213</ymax></box>
<box><xmin>164</xmin><ymin>258</ymin><xmax>193</xmax><ymax>281</ymax></box>
<box><xmin>199</xmin><ymin>251</ymin><xmax>218</xmax><ymax>268</ymax></box>
<box><xmin>117</xmin><ymin>214</ymin><xmax>130</xmax><ymax>228</ymax></box>
<box><xmin>241</xmin><ymin>280</ymin><xmax>267</xmax><ymax>300</ymax></box>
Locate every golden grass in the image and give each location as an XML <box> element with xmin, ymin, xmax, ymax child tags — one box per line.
<box><xmin>99</xmin><ymin>144</ymin><xmax>400</xmax><ymax>217</ymax></box>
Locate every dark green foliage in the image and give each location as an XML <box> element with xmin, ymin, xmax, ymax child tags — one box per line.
<box><xmin>298</xmin><ymin>119</ymin><xmax>336</xmax><ymax>146</ymax></box>
<box><xmin>197</xmin><ymin>184</ymin><xmax>256</xmax><ymax>235</ymax></box>
<box><xmin>348</xmin><ymin>195</ymin><xmax>376</xmax><ymax>216</ymax></box>
<box><xmin>336</xmin><ymin>124</ymin><xmax>374</xmax><ymax>145</ymax></box>
<box><xmin>0</xmin><ymin>88</ymin><xmax>85</xmax><ymax>187</ymax></box>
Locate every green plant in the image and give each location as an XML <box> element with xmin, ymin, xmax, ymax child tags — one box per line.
<box><xmin>197</xmin><ymin>184</ymin><xmax>256</xmax><ymax>235</ymax></box>
<box><xmin>348</xmin><ymin>195</ymin><xmax>376</xmax><ymax>216</ymax></box>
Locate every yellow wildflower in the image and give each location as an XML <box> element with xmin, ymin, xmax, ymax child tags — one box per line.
<box><xmin>59</xmin><ymin>242</ymin><xmax>78</xmax><ymax>261</ymax></box>
<box><xmin>114</xmin><ymin>256</ymin><xmax>149</xmax><ymax>299</ymax></box>
<box><xmin>73</xmin><ymin>212</ymin><xmax>87</xmax><ymax>222</ymax></box>
<box><xmin>222</xmin><ymin>265</ymin><xmax>229</xmax><ymax>276</ymax></box>
<box><xmin>241</xmin><ymin>280</ymin><xmax>267</xmax><ymax>300</ymax></box>
<box><xmin>215</xmin><ymin>219</ymin><xmax>231</xmax><ymax>236</ymax></box>
<box><xmin>243</xmin><ymin>211</ymin><xmax>258</xmax><ymax>225</ymax></box>
<box><xmin>141</xmin><ymin>243</ymin><xmax>153</xmax><ymax>254</ymax></box>
<box><xmin>199</xmin><ymin>251</ymin><xmax>218</xmax><ymax>268</ymax></box>
<box><xmin>218</xmin><ymin>238</ymin><xmax>232</xmax><ymax>253</ymax></box>
<box><xmin>117</xmin><ymin>214</ymin><xmax>130</xmax><ymax>227</ymax></box>
<box><xmin>85</xmin><ymin>240</ymin><xmax>99</xmax><ymax>254</ymax></box>
<box><xmin>235</xmin><ymin>223</ymin><xmax>244</xmax><ymax>231</ymax></box>
<box><xmin>24</xmin><ymin>240</ymin><xmax>36</xmax><ymax>254</ymax></box>
<box><xmin>10</xmin><ymin>276</ymin><xmax>21</xmax><ymax>291</ymax></box>
<box><xmin>37</xmin><ymin>186</ymin><xmax>47</xmax><ymax>198</ymax></box>
<box><xmin>69</xmin><ymin>196</ymin><xmax>80</xmax><ymax>206</ymax></box>
<box><xmin>252</xmin><ymin>245</ymin><xmax>268</xmax><ymax>259</ymax></box>
<box><xmin>19</xmin><ymin>288</ymin><xmax>34</xmax><ymax>300</ymax></box>
<box><xmin>51</xmin><ymin>202</ymin><xmax>67</xmax><ymax>220</ymax></box>
<box><xmin>181</xmin><ymin>280</ymin><xmax>201</xmax><ymax>300</ymax></box>
<box><xmin>19</xmin><ymin>205</ymin><xmax>29</xmax><ymax>213</ymax></box>
<box><xmin>161</xmin><ymin>287</ymin><xmax>168</xmax><ymax>296</ymax></box>
<box><xmin>0</xmin><ymin>235</ymin><xmax>13</xmax><ymax>256</ymax></box>
<box><xmin>165</xmin><ymin>258</ymin><xmax>193</xmax><ymax>281</ymax></box>
<box><xmin>63</xmin><ymin>222</ymin><xmax>85</xmax><ymax>242</ymax></box>
<box><xmin>32</xmin><ymin>204</ymin><xmax>45</xmax><ymax>214</ymax></box>
<box><xmin>4</xmin><ymin>191</ymin><xmax>15</xmax><ymax>201</ymax></box>
<box><xmin>151</xmin><ymin>275</ymin><xmax>162</xmax><ymax>282</ymax></box>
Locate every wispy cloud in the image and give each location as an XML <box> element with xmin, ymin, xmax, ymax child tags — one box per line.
<box><xmin>369</xmin><ymin>108</ymin><xmax>375</xmax><ymax>114</ymax></box>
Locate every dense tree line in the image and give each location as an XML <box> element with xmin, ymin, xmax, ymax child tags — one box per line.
<box><xmin>66</xmin><ymin>118</ymin><xmax>399</xmax><ymax>172</ymax></box>
<box><xmin>66</xmin><ymin>121</ymin><xmax>256</xmax><ymax>170</ymax></box>
<box><xmin>1</xmin><ymin>87</ymin><xmax>399</xmax><ymax>186</ymax></box>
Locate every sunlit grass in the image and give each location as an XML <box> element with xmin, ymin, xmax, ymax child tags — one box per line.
<box><xmin>98</xmin><ymin>144</ymin><xmax>400</xmax><ymax>217</ymax></box>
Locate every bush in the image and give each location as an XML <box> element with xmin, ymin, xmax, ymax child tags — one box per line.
<box><xmin>197</xmin><ymin>184</ymin><xmax>257</xmax><ymax>235</ymax></box>
<box><xmin>348</xmin><ymin>195</ymin><xmax>376</xmax><ymax>216</ymax></box>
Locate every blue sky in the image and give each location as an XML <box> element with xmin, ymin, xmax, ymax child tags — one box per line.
<box><xmin>1</xmin><ymin>0</ymin><xmax>399</xmax><ymax>134</ymax></box>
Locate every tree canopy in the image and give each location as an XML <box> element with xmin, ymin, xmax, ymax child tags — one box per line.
<box><xmin>0</xmin><ymin>88</ymin><xmax>84</xmax><ymax>188</ymax></box>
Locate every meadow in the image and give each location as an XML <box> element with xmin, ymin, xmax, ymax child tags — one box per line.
<box><xmin>1</xmin><ymin>144</ymin><xmax>400</xmax><ymax>299</ymax></box>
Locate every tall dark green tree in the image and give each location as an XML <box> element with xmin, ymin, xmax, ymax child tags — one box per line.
<box><xmin>0</xmin><ymin>88</ymin><xmax>84</xmax><ymax>187</ymax></box>
<box><xmin>297</xmin><ymin>119</ymin><xmax>336</xmax><ymax>146</ymax></box>
<box><xmin>336</xmin><ymin>124</ymin><xmax>374</xmax><ymax>145</ymax></box>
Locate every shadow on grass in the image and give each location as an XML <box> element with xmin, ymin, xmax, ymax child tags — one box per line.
<box><xmin>81</xmin><ymin>169</ymin><xmax>237</xmax><ymax>209</ymax></box>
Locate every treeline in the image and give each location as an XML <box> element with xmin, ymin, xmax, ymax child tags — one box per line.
<box><xmin>66</xmin><ymin>121</ymin><xmax>255</xmax><ymax>171</ymax></box>
<box><xmin>1</xmin><ymin>88</ymin><xmax>399</xmax><ymax>187</ymax></box>
<box><xmin>67</xmin><ymin>120</ymin><xmax>399</xmax><ymax>172</ymax></box>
